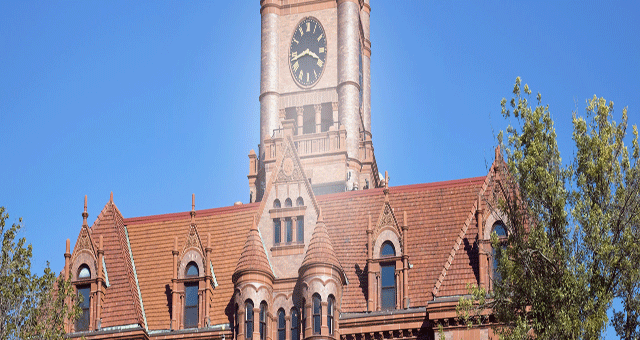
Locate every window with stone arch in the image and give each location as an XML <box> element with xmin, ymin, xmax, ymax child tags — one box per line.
<box><xmin>327</xmin><ymin>295</ymin><xmax>335</xmax><ymax>335</ymax></box>
<box><xmin>274</xmin><ymin>199</ymin><xmax>281</xmax><ymax>209</ymax></box>
<box><xmin>296</xmin><ymin>197</ymin><xmax>304</xmax><ymax>206</ymax></box>
<box><xmin>259</xmin><ymin>302</ymin><xmax>268</xmax><ymax>340</ymax></box>
<box><xmin>380</xmin><ymin>241</ymin><xmax>396</xmax><ymax>310</ymax></box>
<box><xmin>277</xmin><ymin>308</ymin><xmax>286</xmax><ymax>340</ymax></box>
<box><xmin>184</xmin><ymin>262</ymin><xmax>199</xmax><ymax>328</ymax></box>
<box><xmin>291</xmin><ymin>307</ymin><xmax>300</xmax><ymax>340</ymax></box>
<box><xmin>312</xmin><ymin>294</ymin><xmax>321</xmax><ymax>334</ymax></box>
<box><xmin>491</xmin><ymin>221</ymin><xmax>508</xmax><ymax>286</ymax></box>
<box><xmin>284</xmin><ymin>198</ymin><xmax>293</xmax><ymax>208</ymax></box>
<box><xmin>245</xmin><ymin>300</ymin><xmax>254</xmax><ymax>340</ymax></box>
<box><xmin>75</xmin><ymin>264</ymin><xmax>91</xmax><ymax>331</ymax></box>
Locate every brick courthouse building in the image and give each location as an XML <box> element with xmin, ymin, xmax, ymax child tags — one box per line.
<box><xmin>63</xmin><ymin>1</ymin><xmax>507</xmax><ymax>339</ymax></box>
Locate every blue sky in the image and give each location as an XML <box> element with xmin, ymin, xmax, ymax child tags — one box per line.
<box><xmin>1</xmin><ymin>1</ymin><xmax>638</xmax><ymax>337</ymax></box>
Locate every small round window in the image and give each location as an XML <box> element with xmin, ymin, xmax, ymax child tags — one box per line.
<box><xmin>78</xmin><ymin>264</ymin><xmax>91</xmax><ymax>279</ymax></box>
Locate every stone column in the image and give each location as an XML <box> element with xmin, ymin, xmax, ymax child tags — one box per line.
<box><xmin>296</xmin><ymin>107</ymin><xmax>304</xmax><ymax>135</ymax></box>
<box><xmin>331</xmin><ymin>102</ymin><xmax>339</xmax><ymax>130</ymax></box>
<box><xmin>338</xmin><ymin>0</ymin><xmax>361</xmax><ymax>160</ymax></box>
<box><xmin>314</xmin><ymin>104</ymin><xmax>322</xmax><ymax>133</ymax></box>
<box><xmin>260</xmin><ymin>7</ymin><xmax>280</xmax><ymax>146</ymax></box>
<box><xmin>253</xmin><ymin>307</ymin><xmax>261</xmax><ymax>340</ymax></box>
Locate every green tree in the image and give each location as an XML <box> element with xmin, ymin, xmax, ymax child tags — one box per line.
<box><xmin>0</xmin><ymin>207</ymin><xmax>79</xmax><ymax>340</ymax></box>
<box><xmin>458</xmin><ymin>78</ymin><xmax>640</xmax><ymax>339</ymax></box>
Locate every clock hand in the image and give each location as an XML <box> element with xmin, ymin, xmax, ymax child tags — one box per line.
<box><xmin>291</xmin><ymin>48</ymin><xmax>310</xmax><ymax>61</ymax></box>
<box><xmin>307</xmin><ymin>50</ymin><xmax>321</xmax><ymax>60</ymax></box>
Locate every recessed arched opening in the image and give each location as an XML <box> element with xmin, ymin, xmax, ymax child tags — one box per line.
<box><xmin>277</xmin><ymin>308</ymin><xmax>286</xmax><ymax>340</ymax></box>
<box><xmin>274</xmin><ymin>199</ymin><xmax>281</xmax><ymax>209</ymax></box>
<box><xmin>285</xmin><ymin>198</ymin><xmax>293</xmax><ymax>208</ymax></box>
<box><xmin>78</xmin><ymin>264</ymin><xmax>91</xmax><ymax>279</ymax></box>
<box><xmin>327</xmin><ymin>295</ymin><xmax>335</xmax><ymax>335</ymax></box>
<box><xmin>259</xmin><ymin>302</ymin><xmax>268</xmax><ymax>340</ymax></box>
<box><xmin>185</xmin><ymin>262</ymin><xmax>199</xmax><ymax>277</ymax></box>
<box><xmin>492</xmin><ymin>222</ymin><xmax>508</xmax><ymax>285</ymax></box>
<box><xmin>296</xmin><ymin>197</ymin><xmax>304</xmax><ymax>206</ymax></box>
<box><xmin>291</xmin><ymin>307</ymin><xmax>300</xmax><ymax>340</ymax></box>
<box><xmin>380</xmin><ymin>241</ymin><xmax>395</xmax><ymax>257</ymax></box>
<box><xmin>245</xmin><ymin>300</ymin><xmax>254</xmax><ymax>340</ymax></box>
<box><xmin>312</xmin><ymin>294</ymin><xmax>321</xmax><ymax>334</ymax></box>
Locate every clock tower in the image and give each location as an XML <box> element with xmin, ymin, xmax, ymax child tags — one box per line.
<box><xmin>249</xmin><ymin>0</ymin><xmax>379</xmax><ymax>202</ymax></box>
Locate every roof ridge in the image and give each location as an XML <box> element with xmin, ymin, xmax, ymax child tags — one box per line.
<box><xmin>431</xmin><ymin>149</ymin><xmax>500</xmax><ymax>298</ymax></box>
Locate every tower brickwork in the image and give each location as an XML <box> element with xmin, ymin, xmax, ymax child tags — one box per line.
<box><xmin>251</xmin><ymin>0</ymin><xmax>379</xmax><ymax>203</ymax></box>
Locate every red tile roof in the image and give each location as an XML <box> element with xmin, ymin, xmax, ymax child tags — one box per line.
<box><xmin>82</xmin><ymin>175</ymin><xmax>489</xmax><ymax>330</ymax></box>
<box><xmin>300</xmin><ymin>212</ymin><xmax>343</xmax><ymax>274</ymax></box>
<box><xmin>234</xmin><ymin>217</ymin><xmax>274</xmax><ymax>280</ymax></box>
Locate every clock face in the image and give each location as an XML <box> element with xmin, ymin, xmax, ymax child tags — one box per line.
<box><xmin>289</xmin><ymin>17</ymin><xmax>327</xmax><ymax>88</ymax></box>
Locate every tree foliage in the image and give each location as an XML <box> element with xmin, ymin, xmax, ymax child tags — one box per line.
<box><xmin>0</xmin><ymin>207</ymin><xmax>79</xmax><ymax>340</ymax></box>
<box><xmin>458</xmin><ymin>78</ymin><xmax>640</xmax><ymax>339</ymax></box>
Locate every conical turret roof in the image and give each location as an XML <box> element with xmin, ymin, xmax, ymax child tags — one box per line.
<box><xmin>234</xmin><ymin>217</ymin><xmax>273</xmax><ymax>281</ymax></box>
<box><xmin>300</xmin><ymin>211</ymin><xmax>343</xmax><ymax>274</ymax></box>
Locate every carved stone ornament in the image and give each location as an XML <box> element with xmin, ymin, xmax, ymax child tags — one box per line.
<box><xmin>181</xmin><ymin>224</ymin><xmax>204</xmax><ymax>258</ymax></box>
<box><xmin>283</xmin><ymin>157</ymin><xmax>294</xmax><ymax>177</ymax></box>
<box><xmin>276</xmin><ymin>145</ymin><xmax>304</xmax><ymax>183</ymax></box>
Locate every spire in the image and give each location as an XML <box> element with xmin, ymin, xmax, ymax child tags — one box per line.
<box><xmin>300</xmin><ymin>209</ymin><xmax>343</xmax><ymax>274</ymax></box>
<box><xmin>233</xmin><ymin>216</ymin><xmax>273</xmax><ymax>282</ymax></box>
<box><xmin>190</xmin><ymin>194</ymin><xmax>196</xmax><ymax>225</ymax></box>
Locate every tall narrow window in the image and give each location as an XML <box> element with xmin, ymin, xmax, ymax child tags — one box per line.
<box><xmin>274</xmin><ymin>199</ymin><xmax>281</xmax><ymax>209</ymax></box>
<box><xmin>301</xmin><ymin>299</ymin><xmax>306</xmax><ymax>339</ymax></box>
<box><xmin>312</xmin><ymin>294</ymin><xmax>321</xmax><ymax>334</ymax></box>
<box><xmin>274</xmin><ymin>219</ymin><xmax>281</xmax><ymax>244</ymax></box>
<box><xmin>380</xmin><ymin>241</ymin><xmax>396</xmax><ymax>310</ymax></box>
<box><xmin>277</xmin><ymin>309</ymin><xmax>286</xmax><ymax>340</ymax></box>
<box><xmin>492</xmin><ymin>222</ymin><xmax>508</xmax><ymax>285</ymax></box>
<box><xmin>76</xmin><ymin>284</ymin><xmax>91</xmax><ymax>331</ymax></box>
<box><xmin>327</xmin><ymin>295</ymin><xmax>335</xmax><ymax>335</ymax></box>
<box><xmin>296</xmin><ymin>197</ymin><xmax>304</xmax><ymax>206</ymax></box>
<box><xmin>246</xmin><ymin>300</ymin><xmax>254</xmax><ymax>340</ymax></box>
<box><xmin>259</xmin><ymin>302</ymin><xmax>267</xmax><ymax>340</ymax></box>
<box><xmin>291</xmin><ymin>308</ymin><xmax>300</xmax><ymax>340</ymax></box>
<box><xmin>184</xmin><ymin>262</ymin><xmax>199</xmax><ymax>328</ymax></box>
<box><xmin>296</xmin><ymin>216</ymin><xmax>304</xmax><ymax>242</ymax></box>
<box><xmin>285</xmin><ymin>218</ymin><xmax>293</xmax><ymax>243</ymax></box>
<box><xmin>285</xmin><ymin>198</ymin><xmax>293</xmax><ymax>207</ymax></box>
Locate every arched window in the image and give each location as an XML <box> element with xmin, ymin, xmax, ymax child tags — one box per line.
<box><xmin>284</xmin><ymin>198</ymin><xmax>292</xmax><ymax>207</ymax></box>
<box><xmin>312</xmin><ymin>294</ymin><xmax>321</xmax><ymax>334</ymax></box>
<box><xmin>274</xmin><ymin>199</ymin><xmax>281</xmax><ymax>209</ymax></box>
<box><xmin>274</xmin><ymin>219</ymin><xmax>282</xmax><ymax>244</ymax></box>
<box><xmin>184</xmin><ymin>262</ymin><xmax>199</xmax><ymax>328</ymax></box>
<box><xmin>291</xmin><ymin>307</ymin><xmax>300</xmax><ymax>340</ymax></box>
<box><xmin>259</xmin><ymin>302</ymin><xmax>267</xmax><ymax>340</ymax></box>
<box><xmin>186</xmin><ymin>262</ymin><xmax>199</xmax><ymax>277</ymax></box>
<box><xmin>76</xmin><ymin>284</ymin><xmax>91</xmax><ymax>331</ymax></box>
<box><xmin>327</xmin><ymin>295</ymin><xmax>335</xmax><ymax>335</ymax></box>
<box><xmin>492</xmin><ymin>222</ymin><xmax>508</xmax><ymax>284</ymax></box>
<box><xmin>285</xmin><ymin>218</ymin><xmax>293</xmax><ymax>243</ymax></box>
<box><xmin>296</xmin><ymin>216</ymin><xmax>304</xmax><ymax>242</ymax></box>
<box><xmin>277</xmin><ymin>309</ymin><xmax>286</xmax><ymax>340</ymax></box>
<box><xmin>246</xmin><ymin>300</ymin><xmax>254</xmax><ymax>340</ymax></box>
<box><xmin>296</xmin><ymin>197</ymin><xmax>304</xmax><ymax>206</ymax></box>
<box><xmin>380</xmin><ymin>241</ymin><xmax>395</xmax><ymax>257</ymax></box>
<box><xmin>78</xmin><ymin>264</ymin><xmax>91</xmax><ymax>279</ymax></box>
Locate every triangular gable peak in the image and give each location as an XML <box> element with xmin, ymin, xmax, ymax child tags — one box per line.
<box><xmin>177</xmin><ymin>223</ymin><xmax>208</xmax><ymax>282</ymax></box>
<box><xmin>72</xmin><ymin>224</ymin><xmax>97</xmax><ymax>266</ymax></box>
<box><xmin>181</xmin><ymin>224</ymin><xmax>205</xmax><ymax>259</ymax></box>
<box><xmin>372</xmin><ymin>201</ymin><xmax>403</xmax><ymax>253</ymax></box>
<box><xmin>431</xmin><ymin>146</ymin><xmax>507</xmax><ymax>298</ymax></box>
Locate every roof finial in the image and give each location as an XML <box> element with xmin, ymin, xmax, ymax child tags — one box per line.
<box><xmin>495</xmin><ymin>145</ymin><xmax>501</xmax><ymax>161</ymax></box>
<box><xmin>384</xmin><ymin>170</ymin><xmax>389</xmax><ymax>189</ymax></box>
<box><xmin>367</xmin><ymin>214</ymin><xmax>372</xmax><ymax>231</ymax></box>
<box><xmin>82</xmin><ymin>195</ymin><xmax>88</xmax><ymax>227</ymax></box>
<box><xmin>251</xmin><ymin>215</ymin><xmax>257</xmax><ymax>231</ymax></box>
<box><xmin>383</xmin><ymin>171</ymin><xmax>390</xmax><ymax>202</ymax></box>
<box><xmin>110</xmin><ymin>191</ymin><xmax>113</xmax><ymax>204</ymax></box>
<box><xmin>190</xmin><ymin>194</ymin><xmax>196</xmax><ymax>224</ymax></box>
<box><xmin>318</xmin><ymin>207</ymin><xmax>323</xmax><ymax>222</ymax></box>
